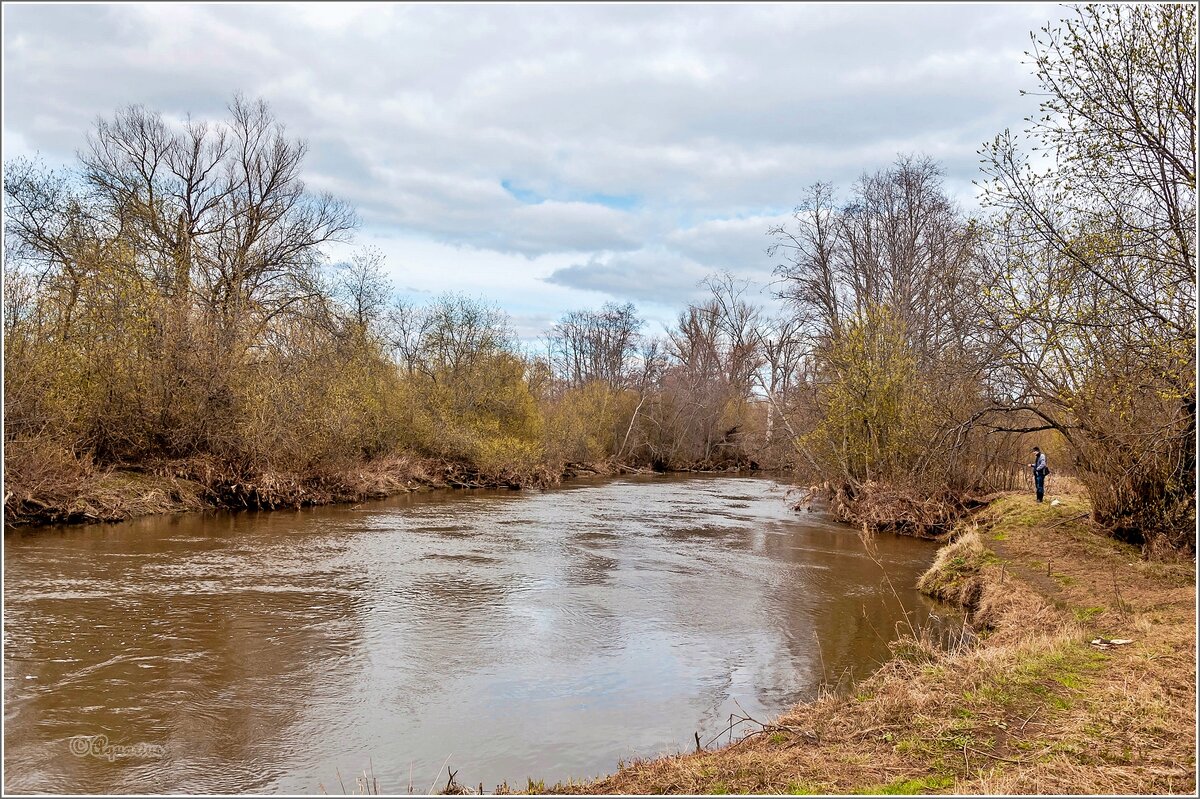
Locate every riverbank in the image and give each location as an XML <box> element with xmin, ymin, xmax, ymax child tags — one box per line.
<box><xmin>1</xmin><ymin>454</ymin><xmax>729</xmax><ymax>528</ymax></box>
<box><xmin>541</xmin><ymin>485</ymin><xmax>1196</xmax><ymax>795</ymax></box>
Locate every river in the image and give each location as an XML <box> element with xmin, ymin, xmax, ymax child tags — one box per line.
<box><xmin>3</xmin><ymin>474</ymin><xmax>944</xmax><ymax>794</ymax></box>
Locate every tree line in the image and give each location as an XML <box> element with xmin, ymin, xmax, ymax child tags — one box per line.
<box><xmin>4</xmin><ymin>5</ymin><xmax>1194</xmax><ymax>552</ymax></box>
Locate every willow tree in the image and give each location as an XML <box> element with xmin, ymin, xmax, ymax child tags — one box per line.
<box><xmin>979</xmin><ymin>3</ymin><xmax>1196</xmax><ymax>551</ymax></box>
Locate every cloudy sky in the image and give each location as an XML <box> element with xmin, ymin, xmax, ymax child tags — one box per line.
<box><xmin>3</xmin><ymin>2</ymin><xmax>1063</xmax><ymax>339</ymax></box>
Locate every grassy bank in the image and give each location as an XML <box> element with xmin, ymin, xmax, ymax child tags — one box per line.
<box><xmin>542</xmin><ymin>484</ymin><xmax>1196</xmax><ymax>795</ymax></box>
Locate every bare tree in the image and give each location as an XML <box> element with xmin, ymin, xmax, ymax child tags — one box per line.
<box><xmin>546</xmin><ymin>302</ymin><xmax>643</xmax><ymax>390</ymax></box>
<box><xmin>335</xmin><ymin>247</ymin><xmax>393</xmax><ymax>336</ymax></box>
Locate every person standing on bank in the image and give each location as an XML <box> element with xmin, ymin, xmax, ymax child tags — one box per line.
<box><xmin>1030</xmin><ymin>446</ymin><xmax>1049</xmax><ymax>502</ymax></box>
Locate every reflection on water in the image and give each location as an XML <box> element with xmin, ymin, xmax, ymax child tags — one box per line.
<box><xmin>3</xmin><ymin>475</ymin><xmax>943</xmax><ymax>794</ymax></box>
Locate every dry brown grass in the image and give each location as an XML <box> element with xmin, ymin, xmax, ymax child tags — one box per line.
<box><xmin>540</xmin><ymin>485</ymin><xmax>1196</xmax><ymax>795</ymax></box>
<box><xmin>828</xmin><ymin>480</ymin><xmax>972</xmax><ymax>539</ymax></box>
<box><xmin>3</xmin><ymin>451</ymin><xmax>570</xmax><ymax>527</ymax></box>
<box><xmin>3</xmin><ymin>439</ymin><xmax>209</xmax><ymax>524</ymax></box>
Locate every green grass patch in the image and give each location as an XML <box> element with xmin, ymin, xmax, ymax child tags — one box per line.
<box><xmin>1053</xmin><ymin>673</ymin><xmax>1084</xmax><ymax>690</ymax></box>
<box><xmin>862</xmin><ymin>774</ymin><xmax>954</xmax><ymax>794</ymax></box>
<box><xmin>942</xmin><ymin>639</ymin><xmax>1107</xmax><ymax>747</ymax></box>
<box><xmin>984</xmin><ymin>494</ymin><xmax>1093</xmax><ymax>534</ymax></box>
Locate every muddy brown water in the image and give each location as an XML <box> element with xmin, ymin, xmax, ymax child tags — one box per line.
<box><xmin>3</xmin><ymin>474</ymin><xmax>946</xmax><ymax>794</ymax></box>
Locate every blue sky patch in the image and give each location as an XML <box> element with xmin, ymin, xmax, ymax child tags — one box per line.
<box><xmin>500</xmin><ymin>179</ymin><xmax>545</xmax><ymax>205</ymax></box>
<box><xmin>502</xmin><ymin>180</ymin><xmax>638</xmax><ymax>211</ymax></box>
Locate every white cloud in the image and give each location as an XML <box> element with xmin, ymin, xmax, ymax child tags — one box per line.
<box><xmin>666</xmin><ymin>215</ymin><xmax>786</xmax><ymax>272</ymax></box>
<box><xmin>2</xmin><ymin>1</ymin><xmax>1067</xmax><ymax>339</ymax></box>
<box><xmin>545</xmin><ymin>248</ymin><xmax>715</xmax><ymax>306</ymax></box>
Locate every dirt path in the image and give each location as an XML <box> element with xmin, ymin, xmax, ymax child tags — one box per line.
<box><xmin>539</xmin><ymin>486</ymin><xmax>1196</xmax><ymax>795</ymax></box>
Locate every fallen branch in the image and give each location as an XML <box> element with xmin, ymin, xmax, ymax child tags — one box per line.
<box><xmin>1044</xmin><ymin>511</ymin><xmax>1090</xmax><ymax>531</ymax></box>
<box><xmin>700</xmin><ymin>704</ymin><xmax>819</xmax><ymax>751</ymax></box>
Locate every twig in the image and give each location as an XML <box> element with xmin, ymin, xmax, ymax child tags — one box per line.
<box><xmin>832</xmin><ymin>664</ymin><xmax>853</xmax><ymax>693</ymax></box>
<box><xmin>1044</xmin><ymin>511</ymin><xmax>1089</xmax><ymax>531</ymax></box>
<box><xmin>728</xmin><ymin>723</ymin><xmax>819</xmax><ymax>749</ymax></box>
<box><xmin>429</xmin><ymin>754</ymin><xmax>453</xmax><ymax>795</ymax></box>
<box><xmin>1111</xmin><ymin>566</ymin><xmax>1129</xmax><ymax>620</ymax></box>
<box><xmin>962</xmin><ymin>744</ymin><xmax>1028</xmax><ymax>764</ymax></box>
<box><xmin>727</xmin><ymin>726</ymin><xmax>777</xmax><ymax>748</ymax></box>
<box><xmin>861</xmin><ymin>606</ymin><xmax>888</xmax><ymax>646</ymax></box>
<box><xmin>703</xmin><ymin>713</ymin><xmax>754</xmax><ymax>749</ymax></box>
<box><xmin>1018</xmin><ymin>703</ymin><xmax>1043</xmax><ymax>733</ymax></box>
<box><xmin>701</xmin><ymin>701</ymin><xmax>819</xmax><ymax>750</ymax></box>
<box><xmin>813</xmin><ymin>629</ymin><xmax>828</xmax><ymax>685</ymax></box>
<box><xmin>859</xmin><ymin>524</ymin><xmax>917</xmax><ymax>638</ymax></box>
